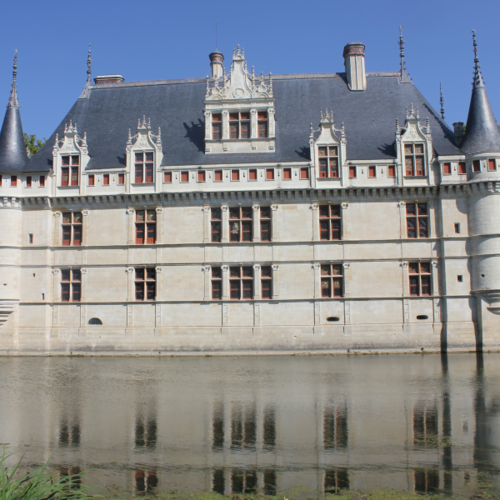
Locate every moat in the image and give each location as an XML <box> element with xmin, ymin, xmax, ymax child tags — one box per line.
<box><xmin>1</xmin><ymin>353</ymin><xmax>499</xmax><ymax>497</ymax></box>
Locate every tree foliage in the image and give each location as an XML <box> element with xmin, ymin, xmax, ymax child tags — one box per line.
<box><xmin>24</xmin><ymin>133</ymin><xmax>46</xmax><ymax>156</ymax></box>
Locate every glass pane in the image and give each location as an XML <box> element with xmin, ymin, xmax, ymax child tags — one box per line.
<box><xmin>420</xmin><ymin>263</ymin><xmax>430</xmax><ymax>274</ymax></box>
<box><xmin>242</xmin><ymin>282</ymin><xmax>253</xmax><ymax>299</ymax></box>
<box><xmin>330</xmin><ymin>205</ymin><xmax>341</xmax><ymax>217</ymax></box>
<box><xmin>417</xmin><ymin>203</ymin><xmax>427</xmax><ymax>216</ymax></box>
<box><xmin>146</xmin><ymin>268</ymin><xmax>156</xmax><ymax>280</ymax></box>
<box><xmin>212</xmin><ymin>123</ymin><xmax>221</xmax><ymax>140</ymax></box>
<box><xmin>332</xmin><ymin>265</ymin><xmax>342</xmax><ymax>276</ymax></box>
<box><xmin>72</xmin><ymin>270</ymin><xmax>81</xmax><ymax>282</ymax></box>
<box><xmin>242</xmin><ymin>207</ymin><xmax>252</xmax><ymax>219</ymax></box>
<box><xmin>229</xmin><ymin>113</ymin><xmax>238</xmax><ymax>121</ymax></box>
<box><xmin>212</xmin><ymin>114</ymin><xmax>222</xmax><ymax>122</ymax></box>
<box><xmin>230</xmin><ymin>222</ymin><xmax>240</xmax><ymax>241</ymax></box>
<box><xmin>229</xmin><ymin>208</ymin><xmax>239</xmax><ymax>219</ymax></box>
<box><xmin>230</xmin><ymin>267</ymin><xmax>240</xmax><ymax>278</ymax></box>
<box><xmin>406</xmin><ymin>203</ymin><xmax>416</xmax><ymax>215</ymax></box>
<box><xmin>404</xmin><ymin>144</ymin><xmax>413</xmax><ymax>154</ymax></box>
<box><xmin>329</xmin><ymin>146</ymin><xmax>338</xmax><ymax>156</ymax></box>
<box><xmin>415</xmin><ymin>144</ymin><xmax>424</xmax><ymax>154</ymax></box>
<box><xmin>62</xmin><ymin>156</ymin><xmax>70</xmax><ymax>166</ymax></box>
<box><xmin>319</xmin><ymin>206</ymin><xmax>329</xmax><ymax>218</ymax></box>
<box><xmin>135</xmin><ymin>283</ymin><xmax>144</xmax><ymax>300</ymax></box>
<box><xmin>62</xmin><ymin>213</ymin><xmax>72</xmax><ymax>223</ymax></box>
<box><xmin>135</xmin><ymin>153</ymin><xmax>143</xmax><ymax>162</ymax></box>
<box><xmin>230</xmin><ymin>281</ymin><xmax>240</xmax><ymax>299</ymax></box>
<box><xmin>230</xmin><ymin>123</ymin><xmax>238</xmax><ymax>139</ymax></box>
<box><xmin>242</xmin><ymin>221</ymin><xmax>252</xmax><ymax>241</ymax></box>
<box><xmin>145</xmin><ymin>152</ymin><xmax>154</xmax><ymax>162</ymax></box>
<box><xmin>261</xmin><ymin>266</ymin><xmax>272</xmax><ymax>278</ymax></box>
<box><xmin>212</xmin><ymin>282</ymin><xmax>221</xmax><ymax>299</ymax></box>
<box><xmin>321</xmin><ymin>265</ymin><xmax>330</xmax><ymax>276</ymax></box>
<box><xmin>242</xmin><ymin>267</ymin><xmax>253</xmax><ymax>278</ymax></box>
<box><xmin>261</xmin><ymin>221</ymin><xmax>270</xmax><ymax>241</ymax></box>
<box><xmin>211</xmin><ymin>208</ymin><xmax>221</xmax><ymax>220</ymax></box>
<box><xmin>261</xmin><ymin>207</ymin><xmax>271</xmax><ymax>218</ymax></box>
<box><xmin>408</xmin><ymin>263</ymin><xmax>419</xmax><ymax>274</ymax></box>
<box><xmin>212</xmin><ymin>267</ymin><xmax>221</xmax><ymax>279</ymax></box>
<box><xmin>136</xmin><ymin>210</ymin><xmax>145</xmax><ymax>221</ymax></box>
<box><xmin>61</xmin><ymin>283</ymin><xmax>70</xmax><ymax>301</ymax></box>
<box><xmin>73</xmin><ymin>226</ymin><xmax>82</xmax><ymax>245</ymax></box>
<box><xmin>72</xmin><ymin>283</ymin><xmax>81</xmax><ymax>302</ymax></box>
<box><xmin>241</xmin><ymin>122</ymin><xmax>250</xmax><ymax>138</ymax></box>
<box><xmin>147</xmin><ymin>210</ymin><xmax>156</xmax><ymax>221</ymax></box>
<box><xmin>421</xmin><ymin>277</ymin><xmax>431</xmax><ymax>295</ymax></box>
<box><xmin>146</xmin><ymin>283</ymin><xmax>155</xmax><ymax>300</ymax></box>
<box><xmin>71</xmin><ymin>156</ymin><xmax>80</xmax><ymax>165</ymax></box>
<box><xmin>419</xmin><ymin>218</ymin><xmax>428</xmax><ymax>237</ymax></box>
<box><xmin>147</xmin><ymin>223</ymin><xmax>156</xmax><ymax>243</ymax></box>
<box><xmin>318</xmin><ymin>147</ymin><xmax>327</xmax><ymax>157</ymax></box>
<box><xmin>61</xmin><ymin>270</ymin><xmax>70</xmax><ymax>281</ymax></box>
<box><xmin>73</xmin><ymin>212</ymin><xmax>82</xmax><ymax>223</ymax></box>
<box><xmin>136</xmin><ymin>269</ymin><xmax>144</xmax><ymax>281</ymax></box>
<box><xmin>262</xmin><ymin>281</ymin><xmax>271</xmax><ymax>299</ymax></box>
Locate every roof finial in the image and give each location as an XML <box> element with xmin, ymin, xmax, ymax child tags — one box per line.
<box><xmin>440</xmin><ymin>82</ymin><xmax>445</xmax><ymax>120</ymax></box>
<box><xmin>471</xmin><ymin>29</ymin><xmax>485</xmax><ymax>88</ymax></box>
<box><xmin>7</xmin><ymin>49</ymin><xmax>19</xmax><ymax>108</ymax></box>
<box><xmin>399</xmin><ymin>26</ymin><xmax>411</xmax><ymax>83</ymax></box>
<box><xmin>87</xmin><ymin>43</ymin><xmax>92</xmax><ymax>85</ymax></box>
<box><xmin>215</xmin><ymin>21</ymin><xmax>218</xmax><ymax>51</ymax></box>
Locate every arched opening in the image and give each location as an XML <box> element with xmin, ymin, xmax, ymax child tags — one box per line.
<box><xmin>326</xmin><ymin>316</ymin><xmax>340</xmax><ymax>322</ymax></box>
<box><xmin>88</xmin><ymin>318</ymin><xmax>103</xmax><ymax>325</ymax></box>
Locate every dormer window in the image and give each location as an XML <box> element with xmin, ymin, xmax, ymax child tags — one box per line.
<box><xmin>212</xmin><ymin>114</ymin><xmax>222</xmax><ymax>139</ymax></box>
<box><xmin>229</xmin><ymin>112</ymin><xmax>250</xmax><ymax>139</ymax></box>
<box><xmin>135</xmin><ymin>152</ymin><xmax>154</xmax><ymax>184</ymax></box>
<box><xmin>258</xmin><ymin>112</ymin><xmax>268</xmax><ymax>138</ymax></box>
<box><xmin>404</xmin><ymin>144</ymin><xmax>425</xmax><ymax>177</ymax></box>
<box><xmin>318</xmin><ymin>146</ymin><xmax>339</xmax><ymax>178</ymax></box>
<box><xmin>61</xmin><ymin>155</ymin><xmax>79</xmax><ymax>186</ymax></box>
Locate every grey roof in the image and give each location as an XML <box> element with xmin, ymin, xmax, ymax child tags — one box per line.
<box><xmin>460</xmin><ymin>60</ymin><xmax>500</xmax><ymax>155</ymax></box>
<box><xmin>25</xmin><ymin>71</ymin><xmax>460</xmax><ymax>174</ymax></box>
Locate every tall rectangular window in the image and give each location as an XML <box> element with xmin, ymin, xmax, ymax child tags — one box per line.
<box><xmin>135</xmin><ymin>268</ymin><xmax>156</xmax><ymax>301</ymax></box>
<box><xmin>62</xmin><ymin>212</ymin><xmax>82</xmax><ymax>246</ymax></box>
<box><xmin>409</xmin><ymin>262</ymin><xmax>431</xmax><ymax>296</ymax></box>
<box><xmin>321</xmin><ymin>264</ymin><xmax>343</xmax><ymax>297</ymax></box>
<box><xmin>266</xmin><ymin>169</ymin><xmax>274</xmax><ymax>180</ymax></box>
<box><xmin>212</xmin><ymin>267</ymin><xmax>222</xmax><ymax>299</ymax></box>
<box><xmin>443</xmin><ymin>163</ymin><xmax>451</xmax><ymax>175</ymax></box>
<box><xmin>135</xmin><ymin>152</ymin><xmax>154</xmax><ymax>183</ymax></box>
<box><xmin>368</xmin><ymin>166</ymin><xmax>376</xmax><ymax>178</ymax></box>
<box><xmin>388</xmin><ymin>165</ymin><xmax>396</xmax><ymax>177</ymax></box>
<box><xmin>164</xmin><ymin>172</ymin><xmax>172</xmax><ymax>183</ymax></box>
<box><xmin>103</xmin><ymin>174</ymin><xmax>109</xmax><ymax>185</ymax></box>
<box><xmin>118</xmin><ymin>173</ymin><xmax>125</xmax><ymax>185</ymax></box>
<box><xmin>249</xmin><ymin>169</ymin><xmax>257</xmax><ymax>181</ymax></box>
<box><xmin>26</xmin><ymin>176</ymin><xmax>32</xmax><ymax>187</ymax></box>
<box><xmin>300</xmin><ymin>167</ymin><xmax>309</xmax><ymax>179</ymax></box>
<box><xmin>318</xmin><ymin>146</ymin><xmax>339</xmax><ymax>178</ymax></box>
<box><xmin>88</xmin><ymin>174</ymin><xmax>95</xmax><ymax>186</ymax></box>
<box><xmin>405</xmin><ymin>144</ymin><xmax>425</xmax><ymax>176</ymax></box>
<box><xmin>229</xmin><ymin>112</ymin><xmax>250</xmax><ymax>139</ymax></box>
<box><xmin>211</xmin><ymin>208</ymin><xmax>221</xmax><ymax>242</ymax></box>
<box><xmin>231</xmin><ymin>170</ymin><xmax>240</xmax><ymax>181</ymax></box>
<box><xmin>283</xmin><ymin>168</ymin><xmax>291</xmax><ymax>180</ymax></box>
<box><xmin>229</xmin><ymin>207</ymin><xmax>252</xmax><ymax>242</ymax></box>
<box><xmin>61</xmin><ymin>269</ymin><xmax>81</xmax><ymax>302</ymax></box>
<box><xmin>488</xmin><ymin>159</ymin><xmax>496</xmax><ymax>171</ymax></box>
<box><xmin>458</xmin><ymin>162</ymin><xmax>467</xmax><ymax>174</ymax></box>
<box><xmin>11</xmin><ymin>175</ymin><xmax>17</xmax><ymax>187</ymax></box>
<box><xmin>198</xmin><ymin>170</ymin><xmax>206</xmax><ymax>182</ymax></box>
<box><xmin>261</xmin><ymin>266</ymin><xmax>272</xmax><ymax>299</ymax></box>
<box><xmin>473</xmin><ymin>160</ymin><xmax>480</xmax><ymax>172</ymax></box>
<box><xmin>136</xmin><ymin>210</ymin><xmax>156</xmax><ymax>244</ymax></box>
<box><xmin>260</xmin><ymin>207</ymin><xmax>271</xmax><ymax>242</ymax></box>
<box><xmin>212</xmin><ymin>113</ymin><xmax>222</xmax><ymax>140</ymax></box>
<box><xmin>39</xmin><ymin>175</ymin><xmax>45</xmax><ymax>187</ymax></box>
<box><xmin>181</xmin><ymin>171</ymin><xmax>189</xmax><ymax>182</ymax></box>
<box><xmin>0</xmin><ymin>175</ymin><xmax>2</xmax><ymax>186</ymax></box>
<box><xmin>214</xmin><ymin>170</ymin><xmax>223</xmax><ymax>182</ymax></box>
<box><xmin>349</xmin><ymin>166</ymin><xmax>356</xmax><ymax>178</ymax></box>
<box><xmin>319</xmin><ymin>205</ymin><xmax>341</xmax><ymax>241</ymax></box>
<box><xmin>406</xmin><ymin>203</ymin><xmax>428</xmax><ymax>238</ymax></box>
<box><xmin>61</xmin><ymin>155</ymin><xmax>79</xmax><ymax>186</ymax></box>
<box><xmin>258</xmin><ymin>111</ymin><xmax>268</xmax><ymax>138</ymax></box>
<box><xmin>230</xmin><ymin>266</ymin><xmax>253</xmax><ymax>300</ymax></box>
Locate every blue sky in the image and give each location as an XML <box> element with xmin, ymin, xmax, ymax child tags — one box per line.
<box><xmin>0</xmin><ymin>0</ymin><xmax>498</xmax><ymax>141</ymax></box>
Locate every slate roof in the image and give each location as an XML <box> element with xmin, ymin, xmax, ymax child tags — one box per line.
<box><xmin>18</xmin><ymin>72</ymin><xmax>461</xmax><ymax>173</ymax></box>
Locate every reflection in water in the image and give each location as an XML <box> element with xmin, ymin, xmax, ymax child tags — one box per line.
<box><xmin>1</xmin><ymin>354</ymin><xmax>500</xmax><ymax>496</ymax></box>
<box><xmin>60</xmin><ymin>467</ymin><xmax>81</xmax><ymax>490</ymax></box>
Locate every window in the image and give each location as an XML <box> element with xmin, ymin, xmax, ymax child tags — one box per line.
<box><xmin>319</xmin><ymin>205</ymin><xmax>341</xmax><ymax>241</ymax></box>
<box><xmin>61</xmin><ymin>155</ymin><xmax>79</xmax><ymax>186</ymax></box>
<box><xmin>231</xmin><ymin>170</ymin><xmax>240</xmax><ymax>181</ymax></box>
<box><xmin>135</xmin><ymin>210</ymin><xmax>156</xmax><ymax>244</ymax></box>
<box><xmin>229</xmin><ymin>207</ymin><xmax>252</xmax><ymax>242</ymax></box>
<box><xmin>261</xmin><ymin>266</ymin><xmax>272</xmax><ymax>299</ymax></box>
<box><xmin>349</xmin><ymin>166</ymin><xmax>356</xmax><ymax>178</ymax></box>
<box><xmin>212</xmin><ymin>266</ymin><xmax>222</xmax><ymax>299</ymax></box>
<box><xmin>214</xmin><ymin>170</ymin><xmax>223</xmax><ymax>182</ymax></box>
<box><xmin>473</xmin><ymin>160</ymin><xmax>480</xmax><ymax>172</ymax></box>
<box><xmin>266</xmin><ymin>169</ymin><xmax>274</xmax><ymax>180</ymax></box>
<box><xmin>181</xmin><ymin>171</ymin><xmax>189</xmax><ymax>182</ymax></box>
<box><xmin>211</xmin><ymin>208</ymin><xmax>221</xmax><ymax>242</ymax></box>
<box><xmin>409</xmin><ymin>262</ymin><xmax>431</xmax><ymax>296</ymax></box>
<box><xmin>61</xmin><ymin>269</ymin><xmax>81</xmax><ymax>302</ymax></box>
<box><xmin>103</xmin><ymin>174</ymin><xmax>109</xmax><ymax>185</ymax></box>
<box><xmin>488</xmin><ymin>159</ymin><xmax>496</xmax><ymax>171</ymax></box>
<box><xmin>230</xmin><ymin>266</ymin><xmax>253</xmax><ymax>300</ymax></box>
<box><xmin>118</xmin><ymin>173</ymin><xmax>125</xmax><ymax>185</ymax></box>
<box><xmin>88</xmin><ymin>174</ymin><xmax>95</xmax><ymax>186</ymax></box>
<box><xmin>249</xmin><ymin>169</ymin><xmax>257</xmax><ymax>181</ymax></box>
<box><xmin>318</xmin><ymin>146</ymin><xmax>339</xmax><ymax>178</ymax></box>
<box><xmin>404</xmin><ymin>144</ymin><xmax>425</xmax><ymax>176</ymax></box>
<box><xmin>406</xmin><ymin>203</ymin><xmax>428</xmax><ymax>238</ymax></box>
<box><xmin>321</xmin><ymin>264</ymin><xmax>343</xmax><ymax>298</ymax></box>
<box><xmin>458</xmin><ymin>161</ymin><xmax>466</xmax><ymax>174</ymax></box>
<box><xmin>62</xmin><ymin>212</ymin><xmax>82</xmax><ymax>246</ymax></box>
<box><xmin>260</xmin><ymin>207</ymin><xmax>271</xmax><ymax>242</ymax></box>
<box><xmin>388</xmin><ymin>165</ymin><xmax>396</xmax><ymax>177</ymax></box>
<box><xmin>368</xmin><ymin>166</ymin><xmax>376</xmax><ymax>178</ymax></box>
<box><xmin>454</xmin><ymin>223</ymin><xmax>461</xmax><ymax>234</ymax></box>
<box><xmin>11</xmin><ymin>175</ymin><xmax>17</xmax><ymax>187</ymax></box>
<box><xmin>0</xmin><ymin>175</ymin><xmax>2</xmax><ymax>186</ymax></box>
<box><xmin>212</xmin><ymin>113</ymin><xmax>222</xmax><ymax>140</ymax></box>
<box><xmin>26</xmin><ymin>176</ymin><xmax>32</xmax><ymax>187</ymax></box>
<box><xmin>443</xmin><ymin>163</ymin><xmax>451</xmax><ymax>175</ymax></box>
<box><xmin>457</xmin><ymin>275</ymin><xmax>463</xmax><ymax>283</ymax></box>
<box><xmin>283</xmin><ymin>168</ymin><xmax>292</xmax><ymax>180</ymax></box>
<box><xmin>229</xmin><ymin>112</ymin><xmax>250</xmax><ymax>139</ymax></box>
<box><xmin>258</xmin><ymin>111</ymin><xmax>268</xmax><ymax>138</ymax></box>
<box><xmin>300</xmin><ymin>167</ymin><xmax>309</xmax><ymax>179</ymax></box>
<box><xmin>28</xmin><ymin>234</ymin><xmax>33</xmax><ymax>244</ymax></box>
<box><xmin>135</xmin><ymin>152</ymin><xmax>154</xmax><ymax>183</ymax></box>
<box><xmin>40</xmin><ymin>175</ymin><xmax>45</xmax><ymax>187</ymax></box>
<box><xmin>135</xmin><ymin>268</ymin><xmax>156</xmax><ymax>301</ymax></box>
<box><xmin>198</xmin><ymin>170</ymin><xmax>206</xmax><ymax>182</ymax></box>
<box><xmin>164</xmin><ymin>172</ymin><xmax>172</xmax><ymax>183</ymax></box>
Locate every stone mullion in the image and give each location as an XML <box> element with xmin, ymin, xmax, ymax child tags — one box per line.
<box><xmin>272</xmin><ymin>264</ymin><xmax>279</xmax><ymax>299</ymax></box>
<box><xmin>221</xmin><ymin>205</ymin><xmax>229</xmax><ymax>242</ymax></box>
<box><xmin>155</xmin><ymin>208</ymin><xmax>163</xmax><ymax>244</ymax></box>
<box><xmin>53</xmin><ymin>212</ymin><xmax>62</xmax><ymax>246</ymax></box>
<box><xmin>52</xmin><ymin>269</ymin><xmax>60</xmax><ymax>302</ymax></box>
<box><xmin>253</xmin><ymin>265</ymin><xmax>261</xmax><ymax>299</ymax></box>
<box><xmin>398</xmin><ymin>202</ymin><xmax>407</xmax><ymax>239</ymax></box>
<box><xmin>340</xmin><ymin>203</ymin><xmax>348</xmax><ymax>240</ymax></box>
<box><xmin>250</xmin><ymin>109</ymin><xmax>257</xmax><ymax>139</ymax></box>
<box><xmin>127</xmin><ymin>267</ymin><xmax>135</xmax><ymax>302</ymax></box>
<box><xmin>252</xmin><ymin>205</ymin><xmax>260</xmax><ymax>242</ymax></box>
<box><xmin>271</xmin><ymin>205</ymin><xmax>278</xmax><ymax>241</ymax></box>
<box><xmin>311</xmin><ymin>204</ymin><xmax>319</xmax><ymax>241</ymax></box>
<box><xmin>81</xmin><ymin>210</ymin><xmax>89</xmax><ymax>245</ymax></box>
<box><xmin>127</xmin><ymin>208</ymin><xmax>135</xmax><ymax>245</ymax></box>
<box><xmin>313</xmin><ymin>263</ymin><xmax>321</xmax><ymax>298</ymax></box>
<box><xmin>203</xmin><ymin>206</ymin><xmax>211</xmax><ymax>243</ymax></box>
<box><xmin>222</xmin><ymin>111</ymin><xmax>229</xmax><ymax>140</ymax></box>
<box><xmin>203</xmin><ymin>265</ymin><xmax>211</xmax><ymax>300</ymax></box>
<box><xmin>222</xmin><ymin>265</ymin><xmax>230</xmax><ymax>300</ymax></box>
<box><xmin>155</xmin><ymin>266</ymin><xmax>163</xmax><ymax>301</ymax></box>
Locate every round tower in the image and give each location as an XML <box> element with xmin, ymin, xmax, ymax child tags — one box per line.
<box><xmin>209</xmin><ymin>50</ymin><xmax>224</xmax><ymax>79</ymax></box>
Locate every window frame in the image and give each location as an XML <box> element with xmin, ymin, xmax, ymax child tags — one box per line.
<box><xmin>211</xmin><ymin>266</ymin><xmax>222</xmax><ymax>300</ymax></box>
<box><xmin>473</xmin><ymin>160</ymin><xmax>480</xmax><ymax>173</ymax></box>
<box><xmin>134</xmin><ymin>267</ymin><xmax>156</xmax><ymax>301</ymax></box>
<box><xmin>488</xmin><ymin>158</ymin><xmax>496</xmax><ymax>171</ymax></box>
<box><xmin>318</xmin><ymin>146</ymin><xmax>339</xmax><ymax>178</ymax></box>
<box><xmin>348</xmin><ymin>166</ymin><xmax>356</xmax><ymax>178</ymax></box>
<box><xmin>368</xmin><ymin>166</ymin><xmax>376</xmax><ymax>178</ymax></box>
<box><xmin>134</xmin><ymin>151</ymin><xmax>154</xmax><ymax>184</ymax></box>
<box><xmin>229</xmin><ymin>111</ymin><xmax>251</xmax><ymax>139</ymax></box>
<box><xmin>40</xmin><ymin>175</ymin><xmax>45</xmax><ymax>187</ymax></box>
<box><xmin>229</xmin><ymin>207</ymin><xmax>253</xmax><ymax>242</ymax></box>
<box><xmin>229</xmin><ymin>266</ymin><xmax>254</xmax><ymax>300</ymax></box>
<box><xmin>408</xmin><ymin>262</ymin><xmax>432</xmax><ymax>296</ymax></box>
<box><xmin>212</xmin><ymin>113</ymin><xmax>222</xmax><ymax>140</ymax></box>
<box><xmin>260</xmin><ymin>207</ymin><xmax>272</xmax><ymax>242</ymax></box>
<box><xmin>211</xmin><ymin>208</ymin><xmax>222</xmax><ymax>243</ymax></box>
<box><xmin>388</xmin><ymin>165</ymin><xmax>396</xmax><ymax>178</ymax></box>
<box><xmin>458</xmin><ymin>162</ymin><xmax>467</xmax><ymax>174</ymax></box>
<box><xmin>61</xmin><ymin>268</ymin><xmax>81</xmax><ymax>302</ymax></box>
<box><xmin>257</xmin><ymin>111</ymin><xmax>268</xmax><ymax>138</ymax></box>
<box><xmin>261</xmin><ymin>265</ymin><xmax>273</xmax><ymax>299</ymax></box>
<box><xmin>404</xmin><ymin>143</ymin><xmax>425</xmax><ymax>177</ymax></box>
<box><xmin>88</xmin><ymin>174</ymin><xmax>95</xmax><ymax>186</ymax></box>
<box><xmin>319</xmin><ymin>205</ymin><xmax>342</xmax><ymax>241</ymax></box>
<box><xmin>135</xmin><ymin>209</ymin><xmax>156</xmax><ymax>245</ymax></box>
<box><xmin>103</xmin><ymin>174</ymin><xmax>110</xmax><ymax>185</ymax></box>
<box><xmin>164</xmin><ymin>172</ymin><xmax>172</xmax><ymax>183</ymax></box>
<box><xmin>320</xmin><ymin>264</ymin><xmax>344</xmax><ymax>298</ymax></box>
<box><xmin>443</xmin><ymin>162</ymin><xmax>451</xmax><ymax>175</ymax></box>
<box><xmin>11</xmin><ymin>175</ymin><xmax>17</xmax><ymax>187</ymax></box>
<box><xmin>406</xmin><ymin>203</ymin><xmax>429</xmax><ymax>239</ymax></box>
<box><xmin>26</xmin><ymin>176</ymin><xmax>32</xmax><ymax>188</ymax></box>
<box><xmin>283</xmin><ymin>168</ymin><xmax>292</xmax><ymax>180</ymax></box>
<box><xmin>62</xmin><ymin>212</ymin><xmax>83</xmax><ymax>247</ymax></box>
<box><xmin>118</xmin><ymin>173</ymin><xmax>125</xmax><ymax>185</ymax></box>
<box><xmin>249</xmin><ymin>169</ymin><xmax>257</xmax><ymax>181</ymax></box>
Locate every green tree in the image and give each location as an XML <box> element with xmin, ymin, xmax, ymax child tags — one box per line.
<box><xmin>24</xmin><ymin>133</ymin><xmax>46</xmax><ymax>156</ymax></box>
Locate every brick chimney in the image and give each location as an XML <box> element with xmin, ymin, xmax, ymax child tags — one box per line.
<box><xmin>94</xmin><ymin>75</ymin><xmax>125</xmax><ymax>85</ymax></box>
<box><xmin>453</xmin><ymin>121</ymin><xmax>464</xmax><ymax>146</ymax></box>
<box><xmin>343</xmin><ymin>43</ymin><xmax>366</xmax><ymax>91</ymax></box>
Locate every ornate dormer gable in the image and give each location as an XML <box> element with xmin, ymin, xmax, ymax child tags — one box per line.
<box><xmin>125</xmin><ymin>116</ymin><xmax>162</xmax><ymax>188</ymax></box>
<box><xmin>204</xmin><ymin>46</ymin><xmax>276</xmax><ymax>154</ymax></box>
<box><xmin>53</xmin><ymin>121</ymin><xmax>89</xmax><ymax>189</ymax></box>
<box><xmin>310</xmin><ymin>109</ymin><xmax>346</xmax><ymax>180</ymax></box>
<box><xmin>396</xmin><ymin>103</ymin><xmax>433</xmax><ymax>179</ymax></box>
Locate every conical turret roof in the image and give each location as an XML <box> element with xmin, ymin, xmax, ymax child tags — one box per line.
<box><xmin>0</xmin><ymin>50</ymin><xmax>28</xmax><ymax>173</ymax></box>
<box><xmin>461</xmin><ymin>31</ymin><xmax>500</xmax><ymax>155</ymax></box>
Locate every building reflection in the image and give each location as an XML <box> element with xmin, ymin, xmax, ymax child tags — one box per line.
<box><xmin>135</xmin><ymin>469</ymin><xmax>158</xmax><ymax>493</ymax></box>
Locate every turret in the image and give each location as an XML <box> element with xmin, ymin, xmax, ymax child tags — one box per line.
<box><xmin>209</xmin><ymin>50</ymin><xmax>224</xmax><ymax>80</ymax></box>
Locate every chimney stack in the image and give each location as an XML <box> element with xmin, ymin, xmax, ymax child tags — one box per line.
<box><xmin>209</xmin><ymin>51</ymin><xmax>224</xmax><ymax>79</ymax></box>
<box><xmin>453</xmin><ymin>121</ymin><xmax>464</xmax><ymax>146</ymax></box>
<box><xmin>343</xmin><ymin>42</ymin><xmax>366</xmax><ymax>91</ymax></box>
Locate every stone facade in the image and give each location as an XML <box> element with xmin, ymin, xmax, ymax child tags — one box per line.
<box><xmin>0</xmin><ymin>33</ymin><xmax>499</xmax><ymax>355</ymax></box>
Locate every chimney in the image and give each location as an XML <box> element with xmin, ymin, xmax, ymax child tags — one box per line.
<box><xmin>94</xmin><ymin>75</ymin><xmax>125</xmax><ymax>85</ymax></box>
<box><xmin>343</xmin><ymin>43</ymin><xmax>366</xmax><ymax>91</ymax></box>
<box><xmin>209</xmin><ymin>51</ymin><xmax>224</xmax><ymax>79</ymax></box>
<box><xmin>453</xmin><ymin>121</ymin><xmax>464</xmax><ymax>146</ymax></box>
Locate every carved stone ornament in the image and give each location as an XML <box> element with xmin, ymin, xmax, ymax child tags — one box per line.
<box><xmin>82</xmin><ymin>210</ymin><xmax>89</xmax><ymax>216</ymax></box>
<box><xmin>310</xmin><ymin>204</ymin><xmax>318</xmax><ymax>210</ymax></box>
<box><xmin>155</xmin><ymin>207</ymin><xmax>162</xmax><ymax>213</ymax></box>
<box><xmin>271</xmin><ymin>204</ymin><xmax>279</xmax><ymax>211</ymax></box>
<box><xmin>341</xmin><ymin>203</ymin><xmax>349</xmax><ymax>209</ymax></box>
<box><xmin>202</xmin><ymin>266</ymin><xmax>211</xmax><ymax>272</ymax></box>
<box><xmin>127</xmin><ymin>268</ymin><xmax>135</xmax><ymax>274</ymax></box>
<box><xmin>401</xmin><ymin>262</ymin><xmax>408</xmax><ymax>268</ymax></box>
<box><xmin>126</xmin><ymin>209</ymin><xmax>134</xmax><ymax>215</ymax></box>
<box><xmin>81</xmin><ymin>268</ymin><xmax>88</xmax><ymax>274</ymax></box>
<box><xmin>52</xmin><ymin>269</ymin><xmax>60</xmax><ymax>274</ymax></box>
<box><xmin>342</xmin><ymin>263</ymin><xmax>350</xmax><ymax>269</ymax></box>
<box><xmin>127</xmin><ymin>116</ymin><xmax>162</xmax><ymax>153</ymax></box>
<box><xmin>252</xmin><ymin>205</ymin><xmax>260</xmax><ymax>211</ymax></box>
<box><xmin>312</xmin><ymin>263</ymin><xmax>321</xmax><ymax>269</ymax></box>
<box><xmin>155</xmin><ymin>267</ymin><xmax>162</xmax><ymax>273</ymax></box>
<box><xmin>272</xmin><ymin>264</ymin><xmax>279</xmax><ymax>271</ymax></box>
<box><xmin>222</xmin><ymin>265</ymin><xmax>229</xmax><ymax>272</ymax></box>
<box><xmin>54</xmin><ymin>120</ymin><xmax>88</xmax><ymax>156</ymax></box>
<box><xmin>311</xmin><ymin>108</ymin><xmax>345</xmax><ymax>146</ymax></box>
<box><xmin>400</xmin><ymin>103</ymin><xmax>430</xmax><ymax>142</ymax></box>
<box><xmin>253</xmin><ymin>264</ymin><xmax>261</xmax><ymax>271</ymax></box>
<box><xmin>221</xmin><ymin>205</ymin><xmax>228</xmax><ymax>212</ymax></box>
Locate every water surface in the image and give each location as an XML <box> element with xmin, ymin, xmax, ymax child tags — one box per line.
<box><xmin>1</xmin><ymin>353</ymin><xmax>499</xmax><ymax>496</ymax></box>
